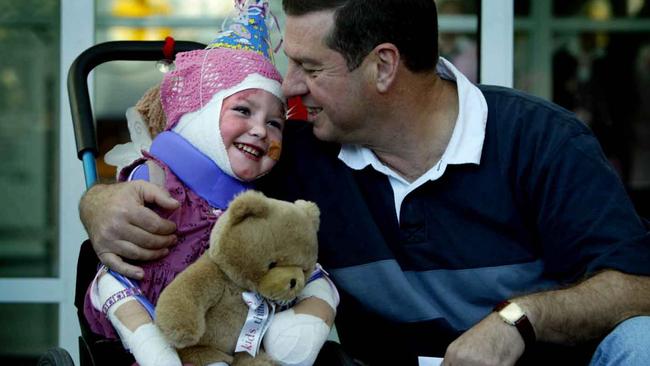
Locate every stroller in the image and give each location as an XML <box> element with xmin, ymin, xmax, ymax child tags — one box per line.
<box><xmin>38</xmin><ymin>38</ymin><xmax>202</xmax><ymax>366</ymax></box>
<box><xmin>37</xmin><ymin>39</ymin><xmax>355</xmax><ymax>366</ymax></box>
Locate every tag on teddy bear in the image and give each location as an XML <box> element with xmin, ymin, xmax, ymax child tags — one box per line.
<box><xmin>235</xmin><ymin>292</ymin><xmax>276</xmax><ymax>356</ymax></box>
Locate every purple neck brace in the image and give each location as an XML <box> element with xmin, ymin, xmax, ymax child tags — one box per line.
<box><xmin>149</xmin><ymin>131</ymin><xmax>252</xmax><ymax>209</ymax></box>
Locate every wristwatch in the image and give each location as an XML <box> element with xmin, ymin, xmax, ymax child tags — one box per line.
<box><xmin>493</xmin><ymin>300</ymin><xmax>536</xmax><ymax>349</ymax></box>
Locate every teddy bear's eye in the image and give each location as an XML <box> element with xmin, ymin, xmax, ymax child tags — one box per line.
<box><xmin>268</xmin><ymin>261</ymin><xmax>277</xmax><ymax>270</ymax></box>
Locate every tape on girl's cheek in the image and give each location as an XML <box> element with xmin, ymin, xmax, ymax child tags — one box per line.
<box><xmin>267</xmin><ymin>140</ymin><xmax>282</xmax><ymax>161</ymax></box>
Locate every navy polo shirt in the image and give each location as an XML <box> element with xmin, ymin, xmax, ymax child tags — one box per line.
<box><xmin>258</xmin><ymin>85</ymin><xmax>650</xmax><ymax>364</ymax></box>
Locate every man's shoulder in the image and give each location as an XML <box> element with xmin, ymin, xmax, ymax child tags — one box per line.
<box><xmin>478</xmin><ymin>84</ymin><xmax>593</xmax><ymax>149</ymax></box>
<box><xmin>478</xmin><ymin>84</ymin><xmax>588</xmax><ymax>131</ymax></box>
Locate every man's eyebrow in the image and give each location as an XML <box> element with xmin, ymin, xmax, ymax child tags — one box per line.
<box><xmin>283</xmin><ymin>50</ymin><xmax>321</xmax><ymax>66</ymax></box>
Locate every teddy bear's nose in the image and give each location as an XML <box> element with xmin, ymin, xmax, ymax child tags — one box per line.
<box><xmin>289</xmin><ymin>279</ymin><xmax>297</xmax><ymax>289</ymax></box>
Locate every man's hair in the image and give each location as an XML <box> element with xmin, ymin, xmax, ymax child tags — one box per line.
<box><xmin>282</xmin><ymin>0</ymin><xmax>439</xmax><ymax>72</ymax></box>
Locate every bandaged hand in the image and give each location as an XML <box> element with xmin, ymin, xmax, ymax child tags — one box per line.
<box><xmin>263</xmin><ymin>274</ymin><xmax>340</xmax><ymax>366</ymax></box>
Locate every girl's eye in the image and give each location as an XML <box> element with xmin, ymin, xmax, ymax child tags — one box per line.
<box><xmin>267</xmin><ymin>120</ymin><xmax>284</xmax><ymax>130</ymax></box>
<box><xmin>234</xmin><ymin>106</ymin><xmax>251</xmax><ymax>115</ymax></box>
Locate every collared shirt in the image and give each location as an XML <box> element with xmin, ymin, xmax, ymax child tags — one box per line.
<box><xmin>338</xmin><ymin>57</ymin><xmax>488</xmax><ymax>220</ymax></box>
<box><xmin>260</xmin><ymin>77</ymin><xmax>650</xmax><ymax>364</ymax></box>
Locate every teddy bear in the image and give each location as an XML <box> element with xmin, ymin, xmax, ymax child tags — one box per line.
<box><xmin>155</xmin><ymin>190</ymin><xmax>321</xmax><ymax>366</ymax></box>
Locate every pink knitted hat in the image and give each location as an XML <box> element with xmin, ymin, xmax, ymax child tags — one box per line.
<box><xmin>157</xmin><ymin>0</ymin><xmax>284</xmax><ymax>180</ymax></box>
<box><xmin>159</xmin><ymin>47</ymin><xmax>282</xmax><ymax>130</ymax></box>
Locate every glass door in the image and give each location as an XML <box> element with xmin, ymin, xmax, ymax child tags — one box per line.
<box><xmin>0</xmin><ymin>0</ymin><xmax>91</xmax><ymax>363</ymax></box>
<box><xmin>0</xmin><ymin>0</ymin><xmax>63</xmax><ymax>363</ymax></box>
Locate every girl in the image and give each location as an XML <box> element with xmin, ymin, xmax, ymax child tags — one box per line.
<box><xmin>84</xmin><ymin>2</ymin><xmax>338</xmax><ymax>365</ymax></box>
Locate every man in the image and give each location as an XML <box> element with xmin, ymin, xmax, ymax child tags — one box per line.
<box><xmin>80</xmin><ymin>1</ymin><xmax>650</xmax><ymax>365</ymax></box>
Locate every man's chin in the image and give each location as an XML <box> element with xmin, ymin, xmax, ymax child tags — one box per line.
<box><xmin>311</xmin><ymin>124</ymin><xmax>338</xmax><ymax>143</ymax></box>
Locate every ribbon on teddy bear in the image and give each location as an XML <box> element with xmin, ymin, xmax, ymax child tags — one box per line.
<box><xmin>234</xmin><ymin>264</ymin><xmax>338</xmax><ymax>357</ymax></box>
<box><xmin>235</xmin><ymin>291</ymin><xmax>276</xmax><ymax>357</ymax></box>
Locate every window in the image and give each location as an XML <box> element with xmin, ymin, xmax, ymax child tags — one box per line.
<box><xmin>0</xmin><ymin>0</ymin><xmax>61</xmax><ymax>363</ymax></box>
<box><xmin>513</xmin><ymin>0</ymin><xmax>650</xmax><ymax>216</ymax></box>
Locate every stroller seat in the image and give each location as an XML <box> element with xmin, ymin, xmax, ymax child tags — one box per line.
<box><xmin>68</xmin><ymin>40</ymin><xmax>202</xmax><ymax>366</ymax></box>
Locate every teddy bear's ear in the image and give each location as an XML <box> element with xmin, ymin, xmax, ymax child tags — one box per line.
<box><xmin>294</xmin><ymin>200</ymin><xmax>320</xmax><ymax>230</ymax></box>
<box><xmin>227</xmin><ymin>190</ymin><xmax>270</xmax><ymax>225</ymax></box>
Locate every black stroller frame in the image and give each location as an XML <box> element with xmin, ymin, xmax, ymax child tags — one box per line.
<box><xmin>38</xmin><ymin>40</ymin><xmax>204</xmax><ymax>366</ymax></box>
<box><xmin>69</xmin><ymin>40</ymin><xmax>208</xmax><ymax>366</ymax></box>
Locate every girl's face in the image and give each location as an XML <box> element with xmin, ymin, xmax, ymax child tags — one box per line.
<box><xmin>220</xmin><ymin>89</ymin><xmax>285</xmax><ymax>181</ymax></box>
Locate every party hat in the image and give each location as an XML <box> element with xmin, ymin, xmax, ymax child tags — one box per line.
<box><xmin>160</xmin><ymin>0</ymin><xmax>282</xmax><ymax>131</ymax></box>
<box><xmin>159</xmin><ymin>0</ymin><xmax>283</xmax><ymax>179</ymax></box>
<box><xmin>206</xmin><ymin>0</ymin><xmax>276</xmax><ymax>62</ymax></box>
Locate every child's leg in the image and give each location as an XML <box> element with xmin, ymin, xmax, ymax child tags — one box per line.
<box><xmin>263</xmin><ymin>276</ymin><xmax>339</xmax><ymax>366</ymax></box>
<box><xmin>93</xmin><ymin>271</ymin><xmax>182</xmax><ymax>366</ymax></box>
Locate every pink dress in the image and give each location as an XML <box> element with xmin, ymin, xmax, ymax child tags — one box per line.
<box><xmin>83</xmin><ymin>131</ymin><xmax>249</xmax><ymax>339</ymax></box>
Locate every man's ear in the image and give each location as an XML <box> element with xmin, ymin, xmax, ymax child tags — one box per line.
<box><xmin>372</xmin><ymin>43</ymin><xmax>400</xmax><ymax>93</ymax></box>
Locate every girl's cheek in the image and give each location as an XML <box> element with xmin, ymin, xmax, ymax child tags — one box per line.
<box><xmin>267</xmin><ymin>140</ymin><xmax>282</xmax><ymax>161</ymax></box>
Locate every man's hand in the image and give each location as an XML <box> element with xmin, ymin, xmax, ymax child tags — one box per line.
<box><xmin>79</xmin><ymin>181</ymin><xmax>180</xmax><ymax>279</ymax></box>
<box><xmin>442</xmin><ymin>312</ymin><xmax>524</xmax><ymax>366</ymax></box>
<box><xmin>443</xmin><ymin>271</ymin><xmax>650</xmax><ymax>365</ymax></box>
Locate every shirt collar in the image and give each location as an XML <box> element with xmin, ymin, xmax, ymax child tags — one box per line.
<box><xmin>338</xmin><ymin>57</ymin><xmax>488</xmax><ymax>180</ymax></box>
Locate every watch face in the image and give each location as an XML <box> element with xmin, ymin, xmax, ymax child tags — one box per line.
<box><xmin>500</xmin><ymin>303</ymin><xmax>525</xmax><ymax>325</ymax></box>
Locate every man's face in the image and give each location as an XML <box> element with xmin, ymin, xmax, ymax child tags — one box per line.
<box><xmin>282</xmin><ymin>10</ymin><xmax>370</xmax><ymax>144</ymax></box>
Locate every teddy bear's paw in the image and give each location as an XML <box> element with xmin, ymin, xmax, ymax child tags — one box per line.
<box><xmin>232</xmin><ymin>351</ymin><xmax>278</xmax><ymax>366</ymax></box>
<box><xmin>170</xmin><ymin>334</ymin><xmax>202</xmax><ymax>349</ymax></box>
<box><xmin>164</xmin><ymin>327</ymin><xmax>203</xmax><ymax>349</ymax></box>
<box><xmin>157</xmin><ymin>315</ymin><xmax>205</xmax><ymax>349</ymax></box>
<box><xmin>179</xmin><ymin>346</ymin><xmax>233</xmax><ymax>366</ymax></box>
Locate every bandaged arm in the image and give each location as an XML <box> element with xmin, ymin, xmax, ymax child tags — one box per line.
<box><xmin>90</xmin><ymin>268</ymin><xmax>181</xmax><ymax>366</ymax></box>
<box><xmin>263</xmin><ymin>265</ymin><xmax>340</xmax><ymax>366</ymax></box>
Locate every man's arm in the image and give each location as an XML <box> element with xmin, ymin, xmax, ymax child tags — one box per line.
<box><xmin>443</xmin><ymin>270</ymin><xmax>650</xmax><ymax>366</ymax></box>
<box><xmin>441</xmin><ymin>109</ymin><xmax>650</xmax><ymax>365</ymax></box>
<box><xmin>79</xmin><ymin>180</ymin><xmax>180</xmax><ymax>279</ymax></box>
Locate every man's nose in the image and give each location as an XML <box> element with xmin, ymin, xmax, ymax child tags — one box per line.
<box><xmin>282</xmin><ymin>65</ymin><xmax>308</xmax><ymax>98</ymax></box>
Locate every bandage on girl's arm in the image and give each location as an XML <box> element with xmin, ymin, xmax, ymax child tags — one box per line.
<box><xmin>91</xmin><ymin>270</ymin><xmax>181</xmax><ymax>366</ymax></box>
<box><xmin>294</xmin><ymin>273</ymin><xmax>339</xmax><ymax>326</ymax></box>
<box><xmin>263</xmin><ymin>265</ymin><xmax>340</xmax><ymax>366</ymax></box>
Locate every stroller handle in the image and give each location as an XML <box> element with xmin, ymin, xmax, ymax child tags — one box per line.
<box><xmin>67</xmin><ymin>40</ymin><xmax>205</xmax><ymax>186</ymax></box>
